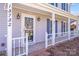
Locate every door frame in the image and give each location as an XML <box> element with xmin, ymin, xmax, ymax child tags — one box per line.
<box><xmin>21</xmin><ymin>13</ymin><xmax>36</xmax><ymax>44</ymax></box>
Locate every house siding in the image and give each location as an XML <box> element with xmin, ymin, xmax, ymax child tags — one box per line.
<box><xmin>35</xmin><ymin>16</ymin><xmax>47</xmax><ymax>43</ymax></box>
<box><xmin>0</xmin><ymin>3</ymin><xmax>7</xmax><ymax>51</ymax></box>
<box><xmin>12</xmin><ymin>8</ymin><xmax>21</xmax><ymax>38</ymax></box>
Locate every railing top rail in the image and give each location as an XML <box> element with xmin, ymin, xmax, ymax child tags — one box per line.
<box><xmin>12</xmin><ymin>37</ymin><xmax>25</xmax><ymax>40</ymax></box>
<box><xmin>46</xmin><ymin>30</ymin><xmax>79</xmax><ymax>36</ymax></box>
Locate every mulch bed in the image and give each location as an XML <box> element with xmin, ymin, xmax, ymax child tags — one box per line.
<box><xmin>30</xmin><ymin>37</ymin><xmax>79</xmax><ymax>56</ymax></box>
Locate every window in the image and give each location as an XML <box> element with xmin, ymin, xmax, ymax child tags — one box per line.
<box><xmin>63</xmin><ymin>22</ymin><xmax>65</xmax><ymax>32</ymax></box>
<box><xmin>56</xmin><ymin>3</ymin><xmax>58</xmax><ymax>7</ymax></box>
<box><xmin>66</xmin><ymin>3</ymin><xmax>68</xmax><ymax>11</ymax></box>
<box><xmin>55</xmin><ymin>20</ymin><xmax>58</xmax><ymax>33</ymax></box>
<box><xmin>61</xmin><ymin>3</ymin><xmax>63</xmax><ymax>10</ymax></box>
<box><xmin>61</xmin><ymin>3</ymin><xmax>65</xmax><ymax>10</ymax></box>
<box><xmin>50</xmin><ymin>3</ymin><xmax>54</xmax><ymax>6</ymax></box>
<box><xmin>61</xmin><ymin>21</ymin><xmax>67</xmax><ymax>36</ymax></box>
<box><xmin>61</xmin><ymin>3</ymin><xmax>69</xmax><ymax>12</ymax></box>
<box><xmin>50</xmin><ymin>3</ymin><xmax>58</xmax><ymax>7</ymax></box>
<box><xmin>55</xmin><ymin>20</ymin><xmax>58</xmax><ymax>37</ymax></box>
<box><xmin>66</xmin><ymin>22</ymin><xmax>68</xmax><ymax>32</ymax></box>
<box><xmin>61</xmin><ymin>21</ymin><xmax>63</xmax><ymax>32</ymax></box>
<box><xmin>47</xmin><ymin>19</ymin><xmax>52</xmax><ymax>34</ymax></box>
<box><xmin>61</xmin><ymin>21</ymin><xmax>66</xmax><ymax>32</ymax></box>
<box><xmin>64</xmin><ymin>3</ymin><xmax>65</xmax><ymax>10</ymax></box>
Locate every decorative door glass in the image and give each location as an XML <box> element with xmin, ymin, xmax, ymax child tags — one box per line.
<box><xmin>24</xmin><ymin>17</ymin><xmax>33</xmax><ymax>42</ymax></box>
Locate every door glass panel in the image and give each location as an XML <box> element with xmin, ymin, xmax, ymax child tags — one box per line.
<box><xmin>24</xmin><ymin>17</ymin><xmax>33</xmax><ymax>42</ymax></box>
<box><xmin>25</xmin><ymin>17</ymin><xmax>33</xmax><ymax>29</ymax></box>
<box><xmin>47</xmin><ymin>19</ymin><xmax>52</xmax><ymax>34</ymax></box>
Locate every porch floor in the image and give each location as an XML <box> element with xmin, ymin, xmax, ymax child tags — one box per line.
<box><xmin>28</xmin><ymin>41</ymin><xmax>45</xmax><ymax>54</ymax></box>
<box><xmin>29</xmin><ymin>37</ymin><xmax>79</xmax><ymax>56</ymax></box>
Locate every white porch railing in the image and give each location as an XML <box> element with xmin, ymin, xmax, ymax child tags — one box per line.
<box><xmin>70</xmin><ymin>30</ymin><xmax>78</xmax><ymax>39</ymax></box>
<box><xmin>45</xmin><ymin>32</ymin><xmax>52</xmax><ymax>48</ymax></box>
<box><xmin>55</xmin><ymin>32</ymin><xmax>68</xmax><ymax>44</ymax></box>
<box><xmin>8</xmin><ymin>33</ymin><xmax>28</xmax><ymax>56</ymax></box>
<box><xmin>45</xmin><ymin>30</ymin><xmax>79</xmax><ymax>48</ymax></box>
<box><xmin>55</xmin><ymin>32</ymin><xmax>68</xmax><ymax>38</ymax></box>
<box><xmin>7</xmin><ymin>30</ymin><xmax>79</xmax><ymax>55</ymax></box>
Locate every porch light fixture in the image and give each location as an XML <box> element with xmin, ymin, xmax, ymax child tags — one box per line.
<box><xmin>37</xmin><ymin>17</ymin><xmax>41</xmax><ymax>21</ymax></box>
<box><xmin>17</xmin><ymin>13</ymin><xmax>21</xmax><ymax>19</ymax></box>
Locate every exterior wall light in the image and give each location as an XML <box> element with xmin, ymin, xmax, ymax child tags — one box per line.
<box><xmin>37</xmin><ymin>17</ymin><xmax>41</xmax><ymax>21</ymax></box>
<box><xmin>17</xmin><ymin>13</ymin><xmax>21</xmax><ymax>19</ymax></box>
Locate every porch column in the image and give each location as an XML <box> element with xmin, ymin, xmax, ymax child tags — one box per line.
<box><xmin>7</xmin><ymin>3</ymin><xmax>12</xmax><ymax>56</ymax></box>
<box><xmin>52</xmin><ymin>13</ymin><xmax>55</xmax><ymax>45</ymax></box>
<box><xmin>68</xmin><ymin>18</ymin><xmax>70</xmax><ymax>40</ymax></box>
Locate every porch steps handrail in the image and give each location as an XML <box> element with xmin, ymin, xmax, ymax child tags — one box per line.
<box><xmin>11</xmin><ymin>33</ymin><xmax>28</xmax><ymax>56</ymax></box>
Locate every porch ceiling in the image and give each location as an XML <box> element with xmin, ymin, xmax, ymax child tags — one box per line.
<box><xmin>55</xmin><ymin>14</ymin><xmax>68</xmax><ymax>21</ymax></box>
<box><xmin>12</xmin><ymin>3</ymin><xmax>52</xmax><ymax>17</ymax></box>
<box><xmin>12</xmin><ymin>3</ymin><xmax>78</xmax><ymax>20</ymax></box>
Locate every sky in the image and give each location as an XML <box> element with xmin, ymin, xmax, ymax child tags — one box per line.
<box><xmin>71</xmin><ymin>3</ymin><xmax>79</xmax><ymax>15</ymax></box>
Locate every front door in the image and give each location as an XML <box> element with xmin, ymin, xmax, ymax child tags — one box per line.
<box><xmin>24</xmin><ymin>16</ymin><xmax>34</xmax><ymax>43</ymax></box>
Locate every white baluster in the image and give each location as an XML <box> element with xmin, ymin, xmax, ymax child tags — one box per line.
<box><xmin>22</xmin><ymin>37</ymin><xmax>24</xmax><ymax>54</ymax></box>
<box><xmin>19</xmin><ymin>38</ymin><xmax>20</xmax><ymax>55</ymax></box>
<box><xmin>13</xmin><ymin>40</ymin><xmax>15</xmax><ymax>56</ymax></box>
<box><xmin>26</xmin><ymin>33</ymin><xmax>28</xmax><ymax>55</ymax></box>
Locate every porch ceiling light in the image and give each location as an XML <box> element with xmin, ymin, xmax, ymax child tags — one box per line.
<box><xmin>17</xmin><ymin>13</ymin><xmax>21</xmax><ymax>19</ymax></box>
<box><xmin>37</xmin><ymin>17</ymin><xmax>41</xmax><ymax>21</ymax></box>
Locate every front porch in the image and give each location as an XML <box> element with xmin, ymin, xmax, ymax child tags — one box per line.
<box><xmin>6</xmin><ymin>3</ymin><xmax>79</xmax><ymax>56</ymax></box>
<box><xmin>45</xmin><ymin>14</ymin><xmax>79</xmax><ymax>47</ymax></box>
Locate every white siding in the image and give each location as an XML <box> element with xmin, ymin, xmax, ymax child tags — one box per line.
<box><xmin>12</xmin><ymin>8</ymin><xmax>21</xmax><ymax>38</ymax></box>
<box><xmin>35</xmin><ymin>17</ymin><xmax>47</xmax><ymax>43</ymax></box>
<box><xmin>0</xmin><ymin>3</ymin><xmax>7</xmax><ymax>51</ymax></box>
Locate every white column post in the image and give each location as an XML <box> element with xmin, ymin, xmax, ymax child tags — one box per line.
<box><xmin>68</xmin><ymin>18</ymin><xmax>70</xmax><ymax>40</ymax></box>
<box><xmin>45</xmin><ymin>32</ymin><xmax>48</xmax><ymax>48</ymax></box>
<box><xmin>52</xmin><ymin>13</ymin><xmax>55</xmax><ymax>45</ymax></box>
<box><xmin>7</xmin><ymin>3</ymin><xmax>12</xmax><ymax>56</ymax></box>
<box><xmin>26</xmin><ymin>33</ymin><xmax>28</xmax><ymax>56</ymax></box>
